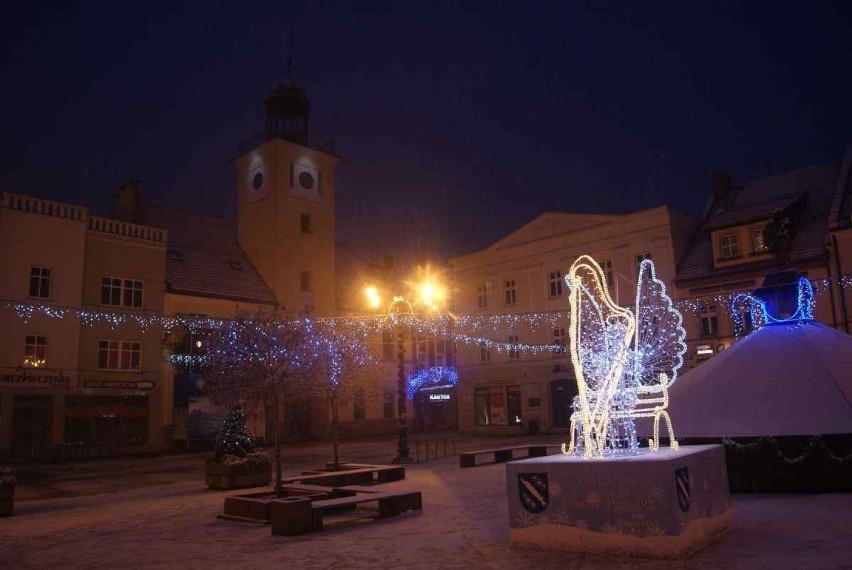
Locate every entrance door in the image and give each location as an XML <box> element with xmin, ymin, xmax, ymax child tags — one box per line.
<box><xmin>12</xmin><ymin>394</ymin><xmax>53</xmax><ymax>460</ymax></box>
<box><xmin>550</xmin><ymin>379</ymin><xmax>576</xmax><ymax>429</ymax></box>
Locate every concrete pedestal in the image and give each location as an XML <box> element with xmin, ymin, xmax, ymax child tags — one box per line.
<box><xmin>506</xmin><ymin>444</ymin><xmax>732</xmax><ymax>559</ymax></box>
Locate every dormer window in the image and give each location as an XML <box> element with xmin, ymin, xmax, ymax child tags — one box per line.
<box><xmin>751</xmin><ymin>227</ymin><xmax>768</xmax><ymax>253</ymax></box>
<box><xmin>719</xmin><ymin>232</ymin><xmax>740</xmax><ymax>259</ymax></box>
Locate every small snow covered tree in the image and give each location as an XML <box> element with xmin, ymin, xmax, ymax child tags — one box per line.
<box><xmin>213</xmin><ymin>408</ymin><xmax>258</xmax><ymax>461</ymax></box>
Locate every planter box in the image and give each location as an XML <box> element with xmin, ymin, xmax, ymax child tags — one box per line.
<box><xmin>0</xmin><ymin>486</ymin><xmax>13</xmax><ymax>517</ymax></box>
<box><xmin>206</xmin><ymin>461</ymin><xmax>271</xmax><ymax>491</ymax></box>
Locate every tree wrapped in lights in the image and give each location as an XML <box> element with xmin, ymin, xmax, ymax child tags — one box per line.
<box><xmin>319</xmin><ymin>323</ymin><xmax>376</xmax><ymax>469</ymax></box>
<box><xmin>562</xmin><ymin>256</ymin><xmax>686</xmax><ymax>458</ymax></box>
<box><xmin>201</xmin><ymin>313</ymin><xmax>327</xmax><ymax>492</ymax></box>
<box><xmin>200</xmin><ymin>313</ymin><xmax>374</xmax><ymax>489</ymax></box>
<box><xmin>213</xmin><ymin>408</ymin><xmax>258</xmax><ymax>461</ymax></box>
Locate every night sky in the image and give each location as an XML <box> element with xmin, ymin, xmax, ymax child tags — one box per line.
<box><xmin>2</xmin><ymin>1</ymin><xmax>851</xmax><ymax>261</ymax></box>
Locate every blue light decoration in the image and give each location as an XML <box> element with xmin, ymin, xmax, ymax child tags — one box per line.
<box><xmin>405</xmin><ymin>366</ymin><xmax>459</xmax><ymax>400</ymax></box>
<box><xmin>731</xmin><ymin>277</ymin><xmax>814</xmax><ymax>338</ymax></box>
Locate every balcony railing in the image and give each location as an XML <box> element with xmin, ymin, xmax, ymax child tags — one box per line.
<box><xmin>88</xmin><ymin>216</ymin><xmax>168</xmax><ymax>244</ymax></box>
<box><xmin>1</xmin><ymin>192</ymin><xmax>88</xmax><ymax>221</ymax></box>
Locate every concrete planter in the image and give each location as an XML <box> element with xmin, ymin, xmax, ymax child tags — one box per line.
<box><xmin>205</xmin><ymin>458</ymin><xmax>272</xmax><ymax>491</ymax></box>
<box><xmin>0</xmin><ymin>485</ymin><xmax>14</xmax><ymax>517</ymax></box>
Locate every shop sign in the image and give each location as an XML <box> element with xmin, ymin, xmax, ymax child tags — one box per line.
<box><xmin>428</xmin><ymin>393</ymin><xmax>452</xmax><ymax>401</ymax></box>
<box><xmin>1</xmin><ymin>373</ymin><xmax>69</xmax><ymax>388</ymax></box>
<box><xmin>83</xmin><ymin>380</ymin><xmax>155</xmax><ymax>390</ymax></box>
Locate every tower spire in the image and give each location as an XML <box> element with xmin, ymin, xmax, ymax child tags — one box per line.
<box><xmin>286</xmin><ymin>29</ymin><xmax>293</xmax><ymax>80</ymax></box>
<box><xmin>264</xmin><ymin>28</ymin><xmax>309</xmax><ymax>145</ymax></box>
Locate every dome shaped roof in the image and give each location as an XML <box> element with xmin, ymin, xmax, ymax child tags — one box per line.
<box><xmin>637</xmin><ymin>322</ymin><xmax>852</xmax><ymax>437</ymax></box>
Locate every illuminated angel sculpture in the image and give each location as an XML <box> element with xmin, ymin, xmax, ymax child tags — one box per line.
<box><xmin>561</xmin><ymin>256</ymin><xmax>686</xmax><ymax>458</ymax></box>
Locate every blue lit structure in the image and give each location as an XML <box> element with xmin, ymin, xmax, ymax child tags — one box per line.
<box><xmin>406</xmin><ymin>366</ymin><xmax>459</xmax><ymax>400</ymax></box>
<box><xmin>731</xmin><ymin>276</ymin><xmax>814</xmax><ymax>337</ymax></box>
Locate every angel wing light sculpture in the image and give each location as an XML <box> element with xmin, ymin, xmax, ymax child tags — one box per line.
<box><xmin>561</xmin><ymin>256</ymin><xmax>686</xmax><ymax>458</ymax></box>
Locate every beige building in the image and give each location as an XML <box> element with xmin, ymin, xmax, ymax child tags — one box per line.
<box><xmin>449</xmin><ymin>206</ymin><xmax>695</xmax><ymax>435</ymax></box>
<box><xmin>0</xmin><ymin>192</ymin><xmax>167</xmax><ymax>460</ymax></box>
<box><xmin>674</xmin><ymin>147</ymin><xmax>852</xmax><ymax>367</ymax></box>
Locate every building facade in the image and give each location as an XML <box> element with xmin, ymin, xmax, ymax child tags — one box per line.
<box><xmin>675</xmin><ymin>147</ymin><xmax>852</xmax><ymax>368</ymax></box>
<box><xmin>0</xmin><ymin>193</ymin><xmax>168</xmax><ymax>461</ymax></box>
<box><xmin>449</xmin><ymin>206</ymin><xmax>695</xmax><ymax>435</ymax></box>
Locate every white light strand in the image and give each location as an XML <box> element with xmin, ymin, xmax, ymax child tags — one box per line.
<box><xmin>561</xmin><ymin>257</ymin><xmax>686</xmax><ymax>459</ymax></box>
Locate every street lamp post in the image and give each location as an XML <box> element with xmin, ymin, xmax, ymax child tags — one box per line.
<box><xmin>387</xmin><ymin>296</ymin><xmax>414</xmax><ymax>464</ymax></box>
<box><xmin>364</xmin><ymin>268</ymin><xmax>447</xmax><ymax>464</ymax></box>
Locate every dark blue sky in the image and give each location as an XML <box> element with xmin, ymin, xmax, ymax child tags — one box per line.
<box><xmin>2</xmin><ymin>1</ymin><xmax>850</xmax><ymax>260</ymax></box>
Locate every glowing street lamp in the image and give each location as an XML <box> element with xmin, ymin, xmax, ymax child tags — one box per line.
<box><xmin>364</xmin><ymin>286</ymin><xmax>382</xmax><ymax>309</ymax></box>
<box><xmin>363</xmin><ymin>268</ymin><xmax>449</xmax><ymax>463</ymax></box>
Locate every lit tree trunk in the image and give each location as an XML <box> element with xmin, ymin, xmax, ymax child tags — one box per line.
<box><xmin>331</xmin><ymin>390</ymin><xmax>340</xmax><ymax>469</ymax></box>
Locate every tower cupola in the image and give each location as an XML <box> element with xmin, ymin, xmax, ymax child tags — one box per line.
<box><xmin>265</xmin><ymin>56</ymin><xmax>309</xmax><ymax>145</ymax></box>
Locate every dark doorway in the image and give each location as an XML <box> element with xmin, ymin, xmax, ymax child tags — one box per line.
<box><xmin>12</xmin><ymin>394</ymin><xmax>53</xmax><ymax>460</ymax></box>
<box><xmin>413</xmin><ymin>388</ymin><xmax>458</xmax><ymax>432</ymax></box>
<box><xmin>550</xmin><ymin>379</ymin><xmax>576</xmax><ymax>429</ymax></box>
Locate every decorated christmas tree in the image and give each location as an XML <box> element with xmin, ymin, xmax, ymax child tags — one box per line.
<box><xmin>213</xmin><ymin>408</ymin><xmax>258</xmax><ymax>460</ymax></box>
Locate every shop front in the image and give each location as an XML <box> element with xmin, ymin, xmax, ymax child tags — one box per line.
<box><xmin>407</xmin><ymin>366</ymin><xmax>459</xmax><ymax>432</ymax></box>
<box><xmin>0</xmin><ymin>373</ymin><xmax>160</xmax><ymax>461</ymax></box>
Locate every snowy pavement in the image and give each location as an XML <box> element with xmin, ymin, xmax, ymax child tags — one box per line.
<box><xmin>2</xmin><ymin>436</ymin><xmax>852</xmax><ymax>569</ymax></box>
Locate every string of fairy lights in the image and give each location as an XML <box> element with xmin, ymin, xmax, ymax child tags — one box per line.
<box><xmin>2</xmin><ymin>273</ymin><xmax>851</xmax><ymax>355</ymax></box>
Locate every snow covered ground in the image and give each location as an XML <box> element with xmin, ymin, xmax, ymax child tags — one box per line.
<box><xmin>2</xmin><ymin>436</ymin><xmax>852</xmax><ymax>569</ymax></box>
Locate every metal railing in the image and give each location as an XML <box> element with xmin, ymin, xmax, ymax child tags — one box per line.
<box><xmin>413</xmin><ymin>436</ymin><xmax>457</xmax><ymax>462</ymax></box>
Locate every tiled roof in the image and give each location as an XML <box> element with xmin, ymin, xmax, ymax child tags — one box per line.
<box><xmin>144</xmin><ymin>206</ymin><xmax>277</xmax><ymax>305</ymax></box>
<box><xmin>676</xmin><ymin>160</ymin><xmax>841</xmax><ymax>282</ymax></box>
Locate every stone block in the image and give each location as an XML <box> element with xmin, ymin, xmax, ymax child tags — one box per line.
<box><xmin>270</xmin><ymin>497</ymin><xmax>315</xmax><ymax>536</ymax></box>
<box><xmin>506</xmin><ymin>444</ymin><xmax>732</xmax><ymax>558</ymax></box>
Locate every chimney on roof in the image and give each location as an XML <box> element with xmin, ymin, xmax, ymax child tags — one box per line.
<box><xmin>111</xmin><ymin>180</ymin><xmax>143</xmax><ymax>224</ymax></box>
<box><xmin>712</xmin><ymin>172</ymin><xmax>732</xmax><ymax>200</ymax></box>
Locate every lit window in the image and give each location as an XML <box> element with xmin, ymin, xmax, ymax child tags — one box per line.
<box><xmin>751</xmin><ymin>227</ymin><xmax>768</xmax><ymax>253</ymax></box>
<box><xmin>24</xmin><ymin>335</ymin><xmax>47</xmax><ymax>367</ymax></box>
<box><xmin>552</xmin><ymin>328</ymin><xmax>566</xmax><ymax>354</ymax></box>
<box><xmin>479</xmin><ymin>342</ymin><xmax>491</xmax><ymax>363</ymax></box>
<box><xmin>101</xmin><ymin>277</ymin><xmax>143</xmax><ymax>308</ymax></box>
<box><xmin>548</xmin><ymin>270</ymin><xmax>562</xmax><ymax>297</ymax></box>
<box><xmin>505</xmin><ymin>280</ymin><xmax>516</xmax><ymax>305</ymax></box>
<box><xmin>381</xmin><ymin>329</ymin><xmax>394</xmax><ymax>359</ymax></box>
<box><xmin>634</xmin><ymin>253</ymin><xmax>652</xmax><ymax>278</ymax></box>
<box><xmin>507</xmin><ymin>334</ymin><xmax>519</xmax><ymax>361</ymax></box>
<box><xmin>699</xmin><ymin>305</ymin><xmax>719</xmax><ymax>337</ymax></box>
<box><xmin>29</xmin><ymin>267</ymin><xmax>51</xmax><ymax>299</ymax></box>
<box><xmin>477</xmin><ymin>284</ymin><xmax>488</xmax><ymax>309</ymax></box>
<box><xmin>98</xmin><ymin>340</ymin><xmax>141</xmax><ymax>371</ymax></box>
<box><xmin>507</xmin><ymin>386</ymin><xmax>523</xmax><ymax>426</ymax></box>
<box><xmin>598</xmin><ymin>260</ymin><xmax>614</xmax><ymax>289</ymax></box>
<box><xmin>719</xmin><ymin>233</ymin><xmax>740</xmax><ymax>259</ymax></box>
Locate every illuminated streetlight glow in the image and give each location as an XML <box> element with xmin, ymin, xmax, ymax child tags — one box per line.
<box><xmin>364</xmin><ymin>286</ymin><xmax>381</xmax><ymax>309</ymax></box>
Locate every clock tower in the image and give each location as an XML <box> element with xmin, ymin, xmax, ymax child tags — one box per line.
<box><xmin>231</xmin><ymin>63</ymin><xmax>340</xmax><ymax>316</ymax></box>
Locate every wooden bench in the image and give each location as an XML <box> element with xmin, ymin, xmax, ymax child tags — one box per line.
<box><xmin>459</xmin><ymin>445</ymin><xmax>549</xmax><ymax>468</ymax></box>
<box><xmin>270</xmin><ymin>491</ymin><xmax>422</xmax><ymax>536</ymax></box>
<box><xmin>282</xmin><ymin>465</ymin><xmax>405</xmax><ymax>487</ymax></box>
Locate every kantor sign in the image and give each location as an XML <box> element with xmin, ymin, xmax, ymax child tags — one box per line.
<box><xmin>561</xmin><ymin>256</ymin><xmax>687</xmax><ymax>459</ymax></box>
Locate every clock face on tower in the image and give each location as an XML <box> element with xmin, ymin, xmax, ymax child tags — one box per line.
<box><xmin>298</xmin><ymin>171</ymin><xmax>314</xmax><ymax>190</ymax></box>
<box><xmin>247</xmin><ymin>165</ymin><xmax>268</xmax><ymax>203</ymax></box>
<box><xmin>291</xmin><ymin>163</ymin><xmax>321</xmax><ymax>202</ymax></box>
